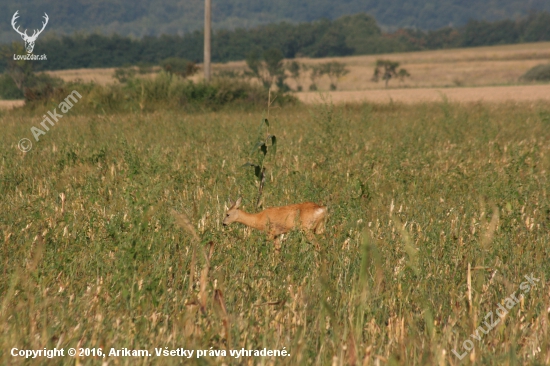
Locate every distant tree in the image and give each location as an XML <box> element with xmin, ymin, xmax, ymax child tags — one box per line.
<box><xmin>246</xmin><ymin>50</ymin><xmax>270</xmax><ymax>88</ymax></box>
<box><xmin>372</xmin><ymin>60</ymin><xmax>410</xmax><ymax>87</ymax></box>
<box><xmin>263</xmin><ymin>48</ymin><xmax>289</xmax><ymax>91</ymax></box>
<box><xmin>319</xmin><ymin>61</ymin><xmax>349</xmax><ymax>90</ymax></box>
<box><xmin>313</xmin><ymin>28</ymin><xmax>354</xmax><ymax>57</ymax></box>
<box><xmin>246</xmin><ymin>48</ymin><xmax>289</xmax><ymax>90</ymax></box>
<box><xmin>286</xmin><ymin>61</ymin><xmax>304</xmax><ymax>91</ymax></box>
<box><xmin>306</xmin><ymin>64</ymin><xmax>323</xmax><ymax>91</ymax></box>
<box><xmin>523</xmin><ymin>12</ymin><xmax>550</xmax><ymax>42</ymax></box>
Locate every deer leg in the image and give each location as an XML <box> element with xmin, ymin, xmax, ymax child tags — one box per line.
<box><xmin>268</xmin><ymin>232</ymin><xmax>281</xmax><ymax>252</ymax></box>
<box><xmin>275</xmin><ymin>234</ymin><xmax>283</xmax><ymax>251</ymax></box>
<box><xmin>304</xmin><ymin>230</ymin><xmax>321</xmax><ymax>252</ymax></box>
<box><xmin>313</xmin><ymin>218</ymin><xmax>326</xmax><ymax>234</ymax></box>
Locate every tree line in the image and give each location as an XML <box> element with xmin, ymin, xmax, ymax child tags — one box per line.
<box><xmin>1</xmin><ymin>11</ymin><xmax>549</xmax><ymax>72</ymax></box>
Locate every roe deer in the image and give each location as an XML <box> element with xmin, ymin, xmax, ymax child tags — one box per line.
<box><xmin>222</xmin><ymin>197</ymin><xmax>327</xmax><ymax>249</ymax></box>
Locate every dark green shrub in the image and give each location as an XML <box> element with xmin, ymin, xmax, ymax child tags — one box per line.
<box><xmin>0</xmin><ymin>73</ymin><xmax>24</xmax><ymax>99</ymax></box>
<box><xmin>22</xmin><ymin>73</ymin><xmax>65</xmax><ymax>102</ymax></box>
<box><xmin>521</xmin><ymin>64</ymin><xmax>550</xmax><ymax>82</ymax></box>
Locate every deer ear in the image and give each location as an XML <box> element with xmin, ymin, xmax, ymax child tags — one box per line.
<box><xmin>235</xmin><ymin>197</ymin><xmax>242</xmax><ymax>208</ymax></box>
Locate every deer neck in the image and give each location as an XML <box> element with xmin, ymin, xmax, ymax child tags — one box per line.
<box><xmin>236</xmin><ymin>210</ymin><xmax>265</xmax><ymax>231</ymax></box>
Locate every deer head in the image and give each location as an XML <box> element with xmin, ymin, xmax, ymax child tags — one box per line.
<box><xmin>12</xmin><ymin>11</ymin><xmax>49</xmax><ymax>54</ymax></box>
<box><xmin>223</xmin><ymin>197</ymin><xmax>242</xmax><ymax>226</ymax></box>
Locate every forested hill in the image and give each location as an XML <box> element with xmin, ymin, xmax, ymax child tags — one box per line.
<box><xmin>1</xmin><ymin>12</ymin><xmax>549</xmax><ymax>73</ymax></box>
<box><xmin>1</xmin><ymin>0</ymin><xmax>550</xmax><ymax>43</ymax></box>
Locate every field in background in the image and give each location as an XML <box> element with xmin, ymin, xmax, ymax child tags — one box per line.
<box><xmin>43</xmin><ymin>42</ymin><xmax>550</xmax><ymax>90</ymax></box>
<box><xmin>1</xmin><ymin>101</ymin><xmax>549</xmax><ymax>365</ymax></box>
<box><xmin>298</xmin><ymin>84</ymin><xmax>550</xmax><ymax>104</ymax></box>
<box><xmin>0</xmin><ymin>100</ymin><xmax>24</xmax><ymax>109</ymax></box>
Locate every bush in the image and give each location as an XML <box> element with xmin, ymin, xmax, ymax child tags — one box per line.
<box><xmin>520</xmin><ymin>63</ymin><xmax>550</xmax><ymax>82</ymax></box>
<box><xmin>0</xmin><ymin>73</ymin><xmax>24</xmax><ymax>99</ymax></box>
<box><xmin>18</xmin><ymin>73</ymin><xmax>65</xmax><ymax>102</ymax></box>
<box><xmin>113</xmin><ymin>66</ymin><xmax>137</xmax><ymax>83</ymax></box>
<box><xmin>160</xmin><ymin>57</ymin><xmax>199</xmax><ymax>78</ymax></box>
<box><xmin>22</xmin><ymin>72</ymin><xmax>297</xmax><ymax>113</ymax></box>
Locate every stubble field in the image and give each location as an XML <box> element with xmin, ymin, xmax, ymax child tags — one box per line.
<box><xmin>27</xmin><ymin>42</ymin><xmax>550</xmax><ymax>108</ymax></box>
<box><xmin>43</xmin><ymin>42</ymin><xmax>550</xmax><ymax>90</ymax></box>
<box><xmin>1</xmin><ymin>99</ymin><xmax>549</xmax><ymax>365</ymax></box>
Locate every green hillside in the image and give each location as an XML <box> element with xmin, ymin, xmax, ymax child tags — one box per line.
<box><xmin>1</xmin><ymin>0</ymin><xmax>550</xmax><ymax>43</ymax></box>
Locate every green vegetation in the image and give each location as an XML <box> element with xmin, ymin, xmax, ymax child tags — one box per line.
<box><xmin>286</xmin><ymin>61</ymin><xmax>303</xmax><ymax>91</ymax></box>
<box><xmin>319</xmin><ymin>62</ymin><xmax>350</xmax><ymax>90</ymax></box>
<box><xmin>245</xmin><ymin>48</ymin><xmax>289</xmax><ymax>91</ymax></box>
<box><xmin>2</xmin><ymin>12</ymin><xmax>550</xmax><ymax>73</ymax></box>
<box><xmin>0</xmin><ymin>50</ymin><xmax>295</xmax><ymax>108</ymax></box>
<box><xmin>0</xmin><ymin>73</ymin><xmax>23</xmax><ymax>99</ymax></box>
<box><xmin>28</xmin><ymin>73</ymin><xmax>294</xmax><ymax>113</ymax></box>
<box><xmin>242</xmin><ymin>114</ymin><xmax>278</xmax><ymax>208</ymax></box>
<box><xmin>521</xmin><ymin>63</ymin><xmax>550</xmax><ymax>82</ymax></box>
<box><xmin>112</xmin><ymin>66</ymin><xmax>137</xmax><ymax>83</ymax></box>
<box><xmin>160</xmin><ymin>58</ymin><xmax>199</xmax><ymax>79</ymax></box>
<box><xmin>372</xmin><ymin>60</ymin><xmax>411</xmax><ymax>88</ymax></box>
<box><xmin>1</xmin><ymin>99</ymin><xmax>549</xmax><ymax>364</ymax></box>
<box><xmin>306</xmin><ymin>64</ymin><xmax>323</xmax><ymax>91</ymax></box>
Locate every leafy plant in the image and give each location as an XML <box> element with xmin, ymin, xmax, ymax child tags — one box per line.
<box><xmin>243</xmin><ymin>93</ymin><xmax>278</xmax><ymax>208</ymax></box>
<box><xmin>372</xmin><ymin>59</ymin><xmax>410</xmax><ymax>87</ymax></box>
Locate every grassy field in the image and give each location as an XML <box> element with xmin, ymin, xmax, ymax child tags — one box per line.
<box><xmin>44</xmin><ymin>42</ymin><xmax>550</xmax><ymax>91</ymax></box>
<box><xmin>1</xmin><ymin>98</ymin><xmax>549</xmax><ymax>365</ymax></box>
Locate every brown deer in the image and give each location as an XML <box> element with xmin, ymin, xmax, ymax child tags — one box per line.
<box><xmin>222</xmin><ymin>197</ymin><xmax>327</xmax><ymax>249</ymax></box>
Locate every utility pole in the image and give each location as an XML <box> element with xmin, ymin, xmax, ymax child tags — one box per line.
<box><xmin>204</xmin><ymin>0</ymin><xmax>211</xmax><ymax>82</ymax></box>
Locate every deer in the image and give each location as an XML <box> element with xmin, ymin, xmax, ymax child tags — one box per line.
<box><xmin>11</xmin><ymin>11</ymin><xmax>49</xmax><ymax>54</ymax></box>
<box><xmin>222</xmin><ymin>197</ymin><xmax>327</xmax><ymax>250</ymax></box>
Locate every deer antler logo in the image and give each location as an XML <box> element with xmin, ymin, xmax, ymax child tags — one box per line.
<box><xmin>11</xmin><ymin>10</ymin><xmax>49</xmax><ymax>54</ymax></box>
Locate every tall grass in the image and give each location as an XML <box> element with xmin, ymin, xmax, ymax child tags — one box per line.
<box><xmin>1</xmin><ymin>100</ymin><xmax>549</xmax><ymax>365</ymax></box>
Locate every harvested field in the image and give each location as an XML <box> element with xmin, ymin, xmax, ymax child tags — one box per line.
<box><xmin>297</xmin><ymin>84</ymin><xmax>550</xmax><ymax>104</ymax></box>
<box><xmin>43</xmin><ymin>42</ymin><xmax>550</xmax><ymax>90</ymax></box>
<box><xmin>0</xmin><ymin>100</ymin><xmax>24</xmax><ymax>109</ymax></box>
